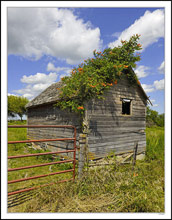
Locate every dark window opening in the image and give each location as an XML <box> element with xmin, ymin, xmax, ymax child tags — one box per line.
<box><xmin>122</xmin><ymin>99</ymin><xmax>131</xmax><ymax>115</ymax></box>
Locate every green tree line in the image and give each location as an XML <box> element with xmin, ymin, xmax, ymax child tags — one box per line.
<box><xmin>146</xmin><ymin>106</ymin><xmax>164</xmax><ymax>127</ymax></box>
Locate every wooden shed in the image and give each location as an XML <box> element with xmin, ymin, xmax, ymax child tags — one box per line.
<box><xmin>26</xmin><ymin>70</ymin><xmax>150</xmax><ymax>160</ymax></box>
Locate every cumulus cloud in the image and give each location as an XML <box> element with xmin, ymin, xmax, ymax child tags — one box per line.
<box><xmin>142</xmin><ymin>78</ymin><xmax>164</xmax><ymax>94</ymax></box>
<box><xmin>22</xmin><ymin>93</ymin><xmax>34</xmax><ymax>99</ymax></box>
<box><xmin>109</xmin><ymin>9</ymin><xmax>164</xmax><ymax>50</ymax></box>
<box><xmin>158</xmin><ymin>61</ymin><xmax>165</xmax><ymax>74</ymax></box>
<box><xmin>47</xmin><ymin>62</ymin><xmax>72</xmax><ymax>79</ymax></box>
<box><xmin>21</xmin><ymin>72</ymin><xmax>57</xmax><ymax>84</ymax></box>
<box><xmin>13</xmin><ymin>72</ymin><xmax>58</xmax><ymax>100</ymax></box>
<box><xmin>8</xmin><ymin>8</ymin><xmax>101</xmax><ymax>64</ymax></box>
<box><xmin>150</xmin><ymin>99</ymin><xmax>155</xmax><ymax>103</ymax></box>
<box><xmin>154</xmin><ymin>79</ymin><xmax>164</xmax><ymax>90</ymax></box>
<box><xmin>148</xmin><ymin>99</ymin><xmax>158</xmax><ymax>107</ymax></box>
<box><xmin>47</xmin><ymin>62</ymin><xmax>71</xmax><ymax>74</ymax></box>
<box><xmin>8</xmin><ymin>92</ymin><xmax>32</xmax><ymax>99</ymax></box>
<box><xmin>111</xmin><ymin>32</ymin><xmax>122</xmax><ymax>38</ymax></box>
<box><xmin>134</xmin><ymin>65</ymin><xmax>150</xmax><ymax>78</ymax></box>
<box><xmin>142</xmin><ymin>84</ymin><xmax>155</xmax><ymax>93</ymax></box>
<box><xmin>59</xmin><ymin>73</ymin><xmax>71</xmax><ymax>79</ymax></box>
<box><xmin>8</xmin><ymin>93</ymin><xmax>18</xmax><ymax>96</ymax></box>
<box><xmin>153</xmin><ymin>104</ymin><xmax>158</xmax><ymax>107</ymax></box>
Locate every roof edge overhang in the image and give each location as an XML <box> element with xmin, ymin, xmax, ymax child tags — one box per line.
<box><xmin>26</xmin><ymin>100</ymin><xmax>58</xmax><ymax>109</ymax></box>
<box><xmin>129</xmin><ymin>67</ymin><xmax>153</xmax><ymax>106</ymax></box>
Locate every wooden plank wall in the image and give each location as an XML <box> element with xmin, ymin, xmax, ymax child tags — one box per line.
<box><xmin>86</xmin><ymin>77</ymin><xmax>147</xmax><ymax>158</ymax></box>
<box><xmin>27</xmin><ymin>104</ymin><xmax>82</xmax><ymax>158</ymax></box>
<box><xmin>27</xmin><ymin>75</ymin><xmax>147</xmax><ymax>160</ymax></box>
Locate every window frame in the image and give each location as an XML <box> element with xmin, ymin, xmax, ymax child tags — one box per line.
<box><xmin>121</xmin><ymin>98</ymin><xmax>132</xmax><ymax>116</ymax></box>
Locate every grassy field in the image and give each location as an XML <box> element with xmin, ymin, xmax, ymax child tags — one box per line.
<box><xmin>8</xmin><ymin>120</ymin><xmax>74</xmax><ymax>209</ymax></box>
<box><xmin>7</xmin><ymin>121</ymin><xmax>164</xmax><ymax>213</ymax></box>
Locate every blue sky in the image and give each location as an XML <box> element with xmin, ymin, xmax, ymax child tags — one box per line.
<box><xmin>7</xmin><ymin>7</ymin><xmax>165</xmax><ymax>113</ymax></box>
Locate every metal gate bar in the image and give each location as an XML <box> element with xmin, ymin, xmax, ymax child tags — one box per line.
<box><xmin>8</xmin><ymin>125</ymin><xmax>77</xmax><ymax>196</ymax></box>
<box><xmin>8</xmin><ymin>138</ymin><xmax>75</xmax><ymax>144</ymax></box>
<box><xmin>8</xmin><ymin>159</ymin><xmax>74</xmax><ymax>172</ymax></box>
<box><xmin>8</xmin><ymin>169</ymin><xmax>74</xmax><ymax>184</ymax></box>
<box><xmin>8</xmin><ymin>150</ymin><xmax>75</xmax><ymax>159</ymax></box>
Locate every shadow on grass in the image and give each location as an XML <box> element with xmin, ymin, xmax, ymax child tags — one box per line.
<box><xmin>8</xmin><ymin>189</ymin><xmax>38</xmax><ymax>208</ymax></box>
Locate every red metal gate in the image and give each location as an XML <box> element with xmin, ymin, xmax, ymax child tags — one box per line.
<box><xmin>8</xmin><ymin>125</ymin><xmax>77</xmax><ymax>196</ymax></box>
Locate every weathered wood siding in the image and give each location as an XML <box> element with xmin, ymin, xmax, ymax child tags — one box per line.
<box><xmin>27</xmin><ymin>75</ymin><xmax>147</xmax><ymax>160</ymax></box>
<box><xmin>86</xmin><ymin>76</ymin><xmax>147</xmax><ymax>158</ymax></box>
<box><xmin>27</xmin><ymin>104</ymin><xmax>82</xmax><ymax>158</ymax></box>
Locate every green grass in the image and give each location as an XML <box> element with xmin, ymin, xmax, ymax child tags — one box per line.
<box><xmin>145</xmin><ymin>127</ymin><xmax>164</xmax><ymax>162</ymax></box>
<box><xmin>8</xmin><ymin>121</ymin><xmax>164</xmax><ymax>213</ymax></box>
<box><xmin>8</xmin><ymin>120</ymin><xmax>27</xmax><ymax>125</ymax></box>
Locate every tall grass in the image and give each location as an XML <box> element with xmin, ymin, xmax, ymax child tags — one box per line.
<box><xmin>8</xmin><ymin>122</ymin><xmax>164</xmax><ymax>213</ymax></box>
<box><xmin>145</xmin><ymin>127</ymin><xmax>164</xmax><ymax>161</ymax></box>
<box><xmin>22</xmin><ymin>159</ymin><xmax>164</xmax><ymax>213</ymax></box>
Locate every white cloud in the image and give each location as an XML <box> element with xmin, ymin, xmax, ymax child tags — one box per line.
<box><xmin>22</xmin><ymin>93</ymin><xmax>33</xmax><ymax>99</ymax></box>
<box><xmin>8</xmin><ymin>93</ymin><xmax>18</xmax><ymax>96</ymax></box>
<box><xmin>158</xmin><ymin>61</ymin><xmax>165</xmax><ymax>74</ymax></box>
<box><xmin>60</xmin><ymin>73</ymin><xmax>71</xmax><ymax>79</ymax></box>
<box><xmin>13</xmin><ymin>72</ymin><xmax>58</xmax><ymax>100</ymax></box>
<box><xmin>8</xmin><ymin>8</ymin><xmax>101</xmax><ymax>64</ymax></box>
<box><xmin>142</xmin><ymin>78</ymin><xmax>164</xmax><ymax>94</ymax></box>
<box><xmin>135</xmin><ymin>65</ymin><xmax>150</xmax><ymax>78</ymax></box>
<box><xmin>21</xmin><ymin>72</ymin><xmax>57</xmax><ymax>84</ymax></box>
<box><xmin>8</xmin><ymin>92</ymin><xmax>32</xmax><ymax>99</ymax></box>
<box><xmin>47</xmin><ymin>62</ymin><xmax>71</xmax><ymax>74</ymax></box>
<box><xmin>150</xmin><ymin>99</ymin><xmax>155</xmax><ymax>103</ymax></box>
<box><xmin>153</xmin><ymin>104</ymin><xmax>158</xmax><ymax>107</ymax></box>
<box><xmin>142</xmin><ymin>84</ymin><xmax>155</xmax><ymax>93</ymax></box>
<box><xmin>111</xmin><ymin>32</ymin><xmax>121</xmax><ymax>38</ymax></box>
<box><xmin>148</xmin><ymin>99</ymin><xmax>158</xmax><ymax>107</ymax></box>
<box><xmin>109</xmin><ymin>9</ymin><xmax>164</xmax><ymax>50</ymax></box>
<box><xmin>32</xmin><ymin>83</ymin><xmax>51</xmax><ymax>91</ymax></box>
<box><xmin>154</xmin><ymin>79</ymin><xmax>164</xmax><ymax>90</ymax></box>
<box><xmin>47</xmin><ymin>62</ymin><xmax>72</xmax><ymax>79</ymax></box>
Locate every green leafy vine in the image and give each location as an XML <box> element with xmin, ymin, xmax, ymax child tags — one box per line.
<box><xmin>56</xmin><ymin>34</ymin><xmax>142</xmax><ymax>115</ymax></box>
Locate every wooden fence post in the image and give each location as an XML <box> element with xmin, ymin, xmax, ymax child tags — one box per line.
<box><xmin>133</xmin><ymin>141</ymin><xmax>138</xmax><ymax>167</ymax></box>
<box><xmin>78</xmin><ymin>133</ymin><xmax>87</xmax><ymax>179</ymax></box>
<box><xmin>78</xmin><ymin>106</ymin><xmax>89</xmax><ymax>179</ymax></box>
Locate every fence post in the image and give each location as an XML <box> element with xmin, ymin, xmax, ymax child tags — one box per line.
<box><xmin>133</xmin><ymin>141</ymin><xmax>138</xmax><ymax>167</ymax></box>
<box><xmin>78</xmin><ymin>133</ymin><xmax>88</xmax><ymax>179</ymax></box>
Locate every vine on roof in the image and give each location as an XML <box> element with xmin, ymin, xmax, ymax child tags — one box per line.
<box><xmin>56</xmin><ymin>34</ymin><xmax>142</xmax><ymax>115</ymax></box>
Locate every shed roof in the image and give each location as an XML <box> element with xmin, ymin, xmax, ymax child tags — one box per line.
<box><xmin>26</xmin><ymin>70</ymin><xmax>152</xmax><ymax>109</ymax></box>
<box><xmin>26</xmin><ymin>81</ymin><xmax>63</xmax><ymax>108</ymax></box>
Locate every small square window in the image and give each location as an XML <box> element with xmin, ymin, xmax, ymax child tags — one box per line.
<box><xmin>122</xmin><ymin>98</ymin><xmax>131</xmax><ymax>115</ymax></box>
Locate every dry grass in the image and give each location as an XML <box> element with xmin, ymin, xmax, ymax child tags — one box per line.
<box><xmin>8</xmin><ymin>122</ymin><xmax>164</xmax><ymax>213</ymax></box>
<box><xmin>8</xmin><ymin>158</ymin><xmax>164</xmax><ymax>213</ymax></box>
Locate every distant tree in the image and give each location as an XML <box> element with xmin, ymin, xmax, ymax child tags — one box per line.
<box><xmin>157</xmin><ymin>113</ymin><xmax>165</xmax><ymax>127</ymax></box>
<box><xmin>8</xmin><ymin>95</ymin><xmax>29</xmax><ymax>121</ymax></box>
<box><xmin>146</xmin><ymin>106</ymin><xmax>164</xmax><ymax>127</ymax></box>
<box><xmin>8</xmin><ymin>96</ymin><xmax>16</xmax><ymax>118</ymax></box>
